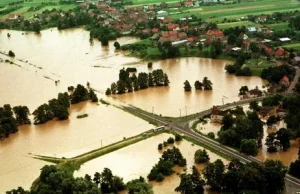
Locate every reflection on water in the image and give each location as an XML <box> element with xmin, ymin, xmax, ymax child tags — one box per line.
<box><xmin>75</xmin><ymin>133</ymin><xmax>228</xmax><ymax>194</ymax></box>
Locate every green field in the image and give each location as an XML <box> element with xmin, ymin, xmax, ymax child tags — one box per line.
<box><xmin>0</xmin><ymin>3</ymin><xmax>75</xmax><ymax>19</ymax></box>
<box><xmin>218</xmin><ymin>21</ymin><xmax>289</xmax><ymax>30</ymax></box>
<box><xmin>135</xmin><ymin>0</ymin><xmax>300</xmax><ymax>23</ymax></box>
<box><xmin>243</xmin><ymin>59</ymin><xmax>275</xmax><ymax>76</ymax></box>
<box><xmin>283</xmin><ymin>43</ymin><xmax>300</xmax><ymax>51</ymax></box>
<box><xmin>0</xmin><ymin>0</ymin><xmax>62</xmax><ymax>6</ymax></box>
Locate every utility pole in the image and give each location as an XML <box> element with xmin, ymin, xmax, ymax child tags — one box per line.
<box><xmin>185</xmin><ymin>106</ymin><xmax>187</xmax><ymax>117</ymax></box>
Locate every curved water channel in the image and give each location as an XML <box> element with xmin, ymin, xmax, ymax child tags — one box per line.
<box><xmin>0</xmin><ymin>28</ymin><xmax>267</xmax><ymax>192</ymax></box>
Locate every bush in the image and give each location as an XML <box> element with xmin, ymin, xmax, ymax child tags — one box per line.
<box><xmin>158</xmin><ymin>143</ymin><xmax>163</xmax><ymax>150</ymax></box>
<box><xmin>155</xmin><ymin>173</ymin><xmax>164</xmax><ymax>182</ymax></box>
<box><xmin>163</xmin><ymin>141</ymin><xmax>168</xmax><ymax>147</ymax></box>
<box><xmin>175</xmin><ymin>134</ymin><xmax>183</xmax><ymax>141</ymax></box>
<box><xmin>167</xmin><ymin>137</ymin><xmax>175</xmax><ymax>144</ymax></box>
<box><xmin>148</xmin><ymin>62</ymin><xmax>153</xmax><ymax>68</ymax></box>
<box><xmin>207</xmin><ymin>132</ymin><xmax>215</xmax><ymax>139</ymax></box>
<box><xmin>194</xmin><ymin>149</ymin><xmax>210</xmax><ymax>163</ymax></box>
<box><xmin>8</xmin><ymin>50</ymin><xmax>15</xmax><ymax>57</ymax></box>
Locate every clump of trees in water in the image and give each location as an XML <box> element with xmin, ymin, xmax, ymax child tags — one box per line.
<box><xmin>8</xmin><ymin>50</ymin><xmax>15</xmax><ymax>57</ymax></box>
<box><xmin>148</xmin><ymin>147</ymin><xmax>186</xmax><ymax>182</ymax></box>
<box><xmin>218</xmin><ymin>109</ymin><xmax>263</xmax><ymax>156</ymax></box>
<box><xmin>8</xmin><ymin>165</ymin><xmax>154</xmax><ymax>194</ymax></box>
<box><xmin>106</xmin><ymin>68</ymin><xmax>170</xmax><ymax>95</ymax></box>
<box><xmin>33</xmin><ymin>84</ymin><xmax>98</xmax><ymax>124</ymax></box>
<box><xmin>184</xmin><ymin>77</ymin><xmax>213</xmax><ymax>91</ymax></box>
<box><xmin>0</xmin><ymin>104</ymin><xmax>31</xmax><ymax>140</ymax></box>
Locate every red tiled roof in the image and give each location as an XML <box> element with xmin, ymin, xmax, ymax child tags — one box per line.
<box><xmin>184</xmin><ymin>1</ymin><xmax>193</xmax><ymax>6</ymax></box>
<box><xmin>275</xmin><ymin>48</ymin><xmax>286</xmax><ymax>56</ymax></box>
<box><xmin>281</xmin><ymin>76</ymin><xmax>290</xmax><ymax>84</ymax></box>
<box><xmin>152</xmin><ymin>28</ymin><xmax>159</xmax><ymax>33</ymax></box>
<box><xmin>167</xmin><ymin>23</ymin><xmax>178</xmax><ymax>30</ymax></box>
<box><xmin>206</xmin><ymin>29</ymin><xmax>224</xmax><ymax>37</ymax></box>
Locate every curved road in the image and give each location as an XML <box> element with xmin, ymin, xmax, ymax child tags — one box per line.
<box><xmin>122</xmin><ymin>100</ymin><xmax>300</xmax><ymax>191</ymax></box>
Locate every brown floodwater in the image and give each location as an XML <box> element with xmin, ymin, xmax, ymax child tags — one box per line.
<box><xmin>75</xmin><ymin>133</ymin><xmax>229</xmax><ymax>194</ymax></box>
<box><xmin>0</xmin><ymin>27</ymin><xmax>266</xmax><ymax>192</ymax></box>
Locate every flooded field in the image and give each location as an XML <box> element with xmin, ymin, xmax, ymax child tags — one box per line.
<box><xmin>75</xmin><ymin>133</ymin><xmax>229</xmax><ymax>194</ymax></box>
<box><xmin>0</xmin><ymin>28</ymin><xmax>265</xmax><ymax>192</ymax></box>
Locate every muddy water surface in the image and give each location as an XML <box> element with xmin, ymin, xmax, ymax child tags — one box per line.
<box><xmin>75</xmin><ymin>133</ymin><xmax>228</xmax><ymax>194</ymax></box>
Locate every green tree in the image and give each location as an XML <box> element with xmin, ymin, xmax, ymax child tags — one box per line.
<box><xmin>240</xmin><ymin>139</ymin><xmax>258</xmax><ymax>156</ymax></box>
<box><xmin>276</xmin><ymin>128</ymin><xmax>292</xmax><ymax>151</ymax></box>
<box><xmin>148</xmin><ymin>73</ymin><xmax>154</xmax><ymax>87</ymax></box>
<box><xmin>100</xmin><ymin>35</ymin><xmax>109</xmax><ymax>46</ymax></box>
<box><xmin>127</xmin><ymin>177</ymin><xmax>154</xmax><ymax>194</ymax></box>
<box><xmin>175</xmin><ymin>134</ymin><xmax>183</xmax><ymax>141</ymax></box>
<box><xmin>8</xmin><ymin>50</ymin><xmax>15</xmax><ymax>57</ymax></box>
<box><xmin>221</xmin><ymin>113</ymin><xmax>234</xmax><ymax>131</ymax></box>
<box><xmin>289</xmin><ymin>146</ymin><xmax>300</xmax><ymax>178</ymax></box>
<box><xmin>167</xmin><ymin>137</ymin><xmax>175</xmax><ymax>144</ymax></box>
<box><xmin>163</xmin><ymin>73</ymin><xmax>170</xmax><ymax>86</ymax></box>
<box><xmin>158</xmin><ymin>143</ymin><xmax>163</xmax><ymax>150</ymax></box>
<box><xmin>194</xmin><ymin>81</ymin><xmax>203</xmax><ymax>90</ymax></box>
<box><xmin>184</xmin><ymin>80</ymin><xmax>192</xmax><ymax>91</ymax></box>
<box><xmin>202</xmin><ymin>77</ymin><xmax>213</xmax><ymax>90</ymax></box>
<box><xmin>194</xmin><ymin>149</ymin><xmax>210</xmax><ymax>163</ymax></box>
<box><xmin>249</xmin><ymin>101</ymin><xmax>260</xmax><ymax>111</ymax></box>
<box><xmin>106</xmin><ymin>88</ymin><xmax>112</xmax><ymax>95</ymax></box>
<box><xmin>264</xmin><ymin>160</ymin><xmax>287</xmax><ymax>194</ymax></box>
<box><xmin>89</xmin><ymin>89</ymin><xmax>98</xmax><ymax>102</ymax></box>
<box><xmin>114</xmin><ymin>41</ymin><xmax>121</xmax><ymax>49</ymax></box>
<box><xmin>152</xmin><ymin>69</ymin><xmax>164</xmax><ymax>86</ymax></box>
<box><xmin>239</xmin><ymin>86</ymin><xmax>249</xmax><ymax>95</ymax></box>
<box><xmin>6</xmin><ymin>186</ymin><xmax>29</xmax><ymax>194</ymax></box>
<box><xmin>203</xmin><ymin>159</ymin><xmax>225</xmax><ymax>190</ymax></box>
<box><xmin>227</xmin><ymin>33</ymin><xmax>237</xmax><ymax>45</ymax></box>
<box><xmin>265</xmin><ymin>132</ymin><xmax>278</xmax><ymax>152</ymax></box>
<box><xmin>71</xmin><ymin>84</ymin><xmax>89</xmax><ymax>104</ymax></box>
<box><xmin>111</xmin><ymin>82</ymin><xmax>117</xmax><ymax>94</ymax></box>
<box><xmin>117</xmin><ymin>80</ymin><xmax>126</xmax><ymax>94</ymax></box>
<box><xmin>175</xmin><ymin>166</ymin><xmax>205</xmax><ymax>194</ymax></box>
<box><xmin>138</xmin><ymin>72</ymin><xmax>149</xmax><ymax>89</ymax></box>
<box><xmin>12</xmin><ymin>106</ymin><xmax>31</xmax><ymax>125</ymax></box>
<box><xmin>32</xmin><ymin>104</ymin><xmax>54</xmax><ymax>124</ymax></box>
<box><xmin>48</xmin><ymin>99</ymin><xmax>69</xmax><ymax>120</ymax></box>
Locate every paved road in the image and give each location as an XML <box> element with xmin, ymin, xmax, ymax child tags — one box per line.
<box><xmin>122</xmin><ymin>101</ymin><xmax>300</xmax><ymax>190</ymax></box>
<box><xmin>287</xmin><ymin>69</ymin><xmax>300</xmax><ymax>94</ymax></box>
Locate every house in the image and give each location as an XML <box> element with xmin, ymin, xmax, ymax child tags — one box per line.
<box><xmin>276</xmin><ymin>108</ymin><xmax>288</xmax><ymax>118</ymax></box>
<box><xmin>247</xmin><ymin>27</ymin><xmax>257</xmax><ymax>33</ymax></box>
<box><xmin>8</xmin><ymin>13</ymin><xmax>22</xmax><ymax>20</ymax></box>
<box><xmin>279</xmin><ymin>75</ymin><xmax>290</xmax><ymax>87</ymax></box>
<box><xmin>293</xmin><ymin>56</ymin><xmax>300</xmax><ymax>65</ymax></box>
<box><xmin>259</xmin><ymin>106</ymin><xmax>274</xmax><ymax>118</ymax></box>
<box><xmin>256</xmin><ymin>15</ymin><xmax>267</xmax><ymax>22</ymax></box>
<box><xmin>178</xmin><ymin>32</ymin><xmax>187</xmax><ymax>40</ymax></box>
<box><xmin>160</xmin><ymin>2</ymin><xmax>168</xmax><ymax>8</ymax></box>
<box><xmin>279</xmin><ymin>37</ymin><xmax>291</xmax><ymax>43</ymax></box>
<box><xmin>206</xmin><ymin>29</ymin><xmax>223</xmax><ymax>37</ymax></box>
<box><xmin>275</xmin><ymin>48</ymin><xmax>288</xmax><ymax>58</ymax></box>
<box><xmin>184</xmin><ymin>1</ymin><xmax>194</xmax><ymax>7</ymax></box>
<box><xmin>167</xmin><ymin>23</ymin><xmax>179</xmax><ymax>31</ymax></box>
<box><xmin>173</xmin><ymin>2</ymin><xmax>182</xmax><ymax>8</ymax></box>
<box><xmin>210</xmin><ymin>106</ymin><xmax>226</xmax><ymax>123</ymax></box>
<box><xmin>151</xmin><ymin>28</ymin><xmax>159</xmax><ymax>33</ymax></box>
<box><xmin>157</xmin><ymin>10</ymin><xmax>168</xmax><ymax>17</ymax></box>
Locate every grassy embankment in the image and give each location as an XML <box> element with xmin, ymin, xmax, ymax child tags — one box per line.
<box><xmin>243</xmin><ymin>59</ymin><xmax>275</xmax><ymax>76</ymax></box>
<box><xmin>0</xmin><ymin>0</ymin><xmax>76</xmax><ymax>20</ymax></box>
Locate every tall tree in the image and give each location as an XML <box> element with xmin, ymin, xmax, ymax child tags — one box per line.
<box><xmin>203</xmin><ymin>159</ymin><xmax>225</xmax><ymax>190</ymax></box>
<box><xmin>184</xmin><ymin>80</ymin><xmax>192</xmax><ymax>91</ymax></box>
<box><xmin>13</xmin><ymin>106</ymin><xmax>31</xmax><ymax>125</ymax></box>
<box><xmin>202</xmin><ymin>77</ymin><xmax>213</xmax><ymax>90</ymax></box>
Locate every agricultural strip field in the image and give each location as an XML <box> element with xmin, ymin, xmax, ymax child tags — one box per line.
<box><xmin>283</xmin><ymin>43</ymin><xmax>300</xmax><ymax>51</ymax></box>
<box><xmin>218</xmin><ymin>21</ymin><xmax>289</xmax><ymax>30</ymax></box>
<box><xmin>149</xmin><ymin>0</ymin><xmax>300</xmax><ymax>22</ymax></box>
<box><xmin>0</xmin><ymin>4</ymin><xmax>76</xmax><ymax>20</ymax></box>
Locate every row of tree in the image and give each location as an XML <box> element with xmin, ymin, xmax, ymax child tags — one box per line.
<box><xmin>148</xmin><ymin>147</ymin><xmax>186</xmax><ymax>182</ymax></box>
<box><xmin>176</xmin><ymin>159</ymin><xmax>287</xmax><ymax>194</ymax></box>
<box><xmin>8</xmin><ymin>165</ymin><xmax>154</xmax><ymax>194</ymax></box>
<box><xmin>33</xmin><ymin>84</ymin><xmax>97</xmax><ymax>124</ymax></box>
<box><xmin>218</xmin><ymin>109</ymin><xmax>264</xmax><ymax>156</ymax></box>
<box><xmin>106</xmin><ymin>68</ymin><xmax>170</xmax><ymax>95</ymax></box>
<box><xmin>183</xmin><ymin>77</ymin><xmax>213</xmax><ymax>91</ymax></box>
<box><xmin>0</xmin><ymin>105</ymin><xmax>29</xmax><ymax>139</ymax></box>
